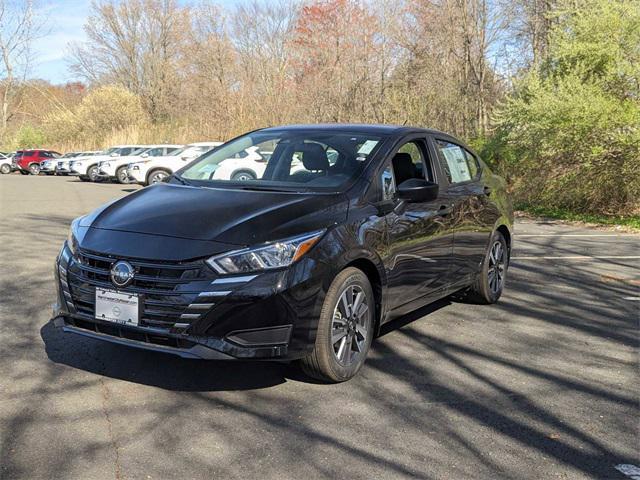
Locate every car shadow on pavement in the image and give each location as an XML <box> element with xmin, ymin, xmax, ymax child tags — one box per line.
<box><xmin>40</xmin><ymin>321</ymin><xmax>292</xmax><ymax>391</ymax></box>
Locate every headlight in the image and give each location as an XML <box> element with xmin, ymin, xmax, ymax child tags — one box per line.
<box><xmin>66</xmin><ymin>217</ymin><xmax>82</xmax><ymax>257</ymax></box>
<box><xmin>67</xmin><ymin>229</ymin><xmax>78</xmax><ymax>257</ymax></box>
<box><xmin>206</xmin><ymin>230</ymin><xmax>325</xmax><ymax>274</ymax></box>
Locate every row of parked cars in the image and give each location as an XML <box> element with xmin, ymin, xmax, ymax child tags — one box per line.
<box><xmin>0</xmin><ymin>143</ymin><xmax>240</xmax><ymax>185</ymax></box>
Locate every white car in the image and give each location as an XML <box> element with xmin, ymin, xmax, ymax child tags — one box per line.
<box><xmin>207</xmin><ymin>146</ymin><xmax>269</xmax><ymax>181</ymax></box>
<box><xmin>0</xmin><ymin>153</ymin><xmax>13</xmax><ymax>174</ymax></box>
<box><xmin>37</xmin><ymin>152</ymin><xmax>63</xmax><ymax>175</ymax></box>
<box><xmin>127</xmin><ymin>142</ymin><xmax>222</xmax><ymax>185</ymax></box>
<box><xmin>70</xmin><ymin>146</ymin><xmax>146</xmax><ymax>182</ymax></box>
<box><xmin>98</xmin><ymin>144</ymin><xmax>182</xmax><ymax>183</ymax></box>
<box><xmin>56</xmin><ymin>151</ymin><xmax>100</xmax><ymax>175</ymax></box>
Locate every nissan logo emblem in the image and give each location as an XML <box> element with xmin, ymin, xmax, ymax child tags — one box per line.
<box><xmin>110</xmin><ymin>260</ymin><xmax>135</xmax><ymax>288</ymax></box>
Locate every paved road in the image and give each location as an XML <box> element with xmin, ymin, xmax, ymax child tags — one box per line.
<box><xmin>0</xmin><ymin>175</ymin><xmax>638</xmax><ymax>480</ymax></box>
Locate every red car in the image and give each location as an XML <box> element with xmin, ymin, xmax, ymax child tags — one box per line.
<box><xmin>13</xmin><ymin>150</ymin><xmax>61</xmax><ymax>175</ymax></box>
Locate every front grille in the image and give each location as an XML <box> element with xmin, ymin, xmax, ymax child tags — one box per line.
<box><xmin>66</xmin><ymin>248</ymin><xmax>217</xmax><ymax>330</ymax></box>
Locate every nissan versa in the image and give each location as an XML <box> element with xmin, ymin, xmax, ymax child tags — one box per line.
<box><xmin>52</xmin><ymin>124</ymin><xmax>513</xmax><ymax>382</ymax></box>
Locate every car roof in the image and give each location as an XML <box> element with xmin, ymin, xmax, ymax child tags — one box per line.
<box><xmin>188</xmin><ymin>141</ymin><xmax>223</xmax><ymax>147</ymax></box>
<box><xmin>259</xmin><ymin>123</ymin><xmax>450</xmax><ymax>136</ymax></box>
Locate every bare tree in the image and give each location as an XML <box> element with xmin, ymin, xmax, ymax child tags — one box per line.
<box><xmin>0</xmin><ymin>0</ymin><xmax>36</xmax><ymax>143</ymax></box>
<box><xmin>70</xmin><ymin>0</ymin><xmax>189</xmax><ymax>121</ymax></box>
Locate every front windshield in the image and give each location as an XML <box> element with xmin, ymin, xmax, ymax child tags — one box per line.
<box><xmin>179</xmin><ymin>130</ymin><xmax>383</xmax><ymax>191</ymax></box>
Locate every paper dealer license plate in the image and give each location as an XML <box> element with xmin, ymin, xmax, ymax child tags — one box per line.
<box><xmin>95</xmin><ymin>288</ymin><xmax>139</xmax><ymax>326</ymax></box>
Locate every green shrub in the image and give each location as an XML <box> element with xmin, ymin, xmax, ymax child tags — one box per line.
<box><xmin>491</xmin><ymin>0</ymin><xmax>640</xmax><ymax>215</ymax></box>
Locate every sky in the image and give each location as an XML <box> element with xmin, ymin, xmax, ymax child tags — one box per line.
<box><xmin>31</xmin><ymin>0</ymin><xmax>251</xmax><ymax>84</ymax></box>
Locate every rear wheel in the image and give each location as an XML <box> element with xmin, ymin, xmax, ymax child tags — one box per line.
<box><xmin>300</xmin><ymin>267</ymin><xmax>374</xmax><ymax>382</ymax></box>
<box><xmin>29</xmin><ymin>163</ymin><xmax>40</xmax><ymax>175</ymax></box>
<box><xmin>148</xmin><ymin>169</ymin><xmax>170</xmax><ymax>185</ymax></box>
<box><xmin>0</xmin><ymin>164</ymin><xmax>10</xmax><ymax>174</ymax></box>
<box><xmin>20</xmin><ymin>170</ymin><xmax>29</xmax><ymax>175</ymax></box>
<box><xmin>116</xmin><ymin>166</ymin><xmax>130</xmax><ymax>184</ymax></box>
<box><xmin>468</xmin><ymin>231</ymin><xmax>508</xmax><ymax>304</ymax></box>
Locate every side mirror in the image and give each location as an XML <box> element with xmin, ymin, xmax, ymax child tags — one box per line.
<box><xmin>110</xmin><ymin>152</ymin><xmax>118</xmax><ymax>157</ymax></box>
<box><xmin>181</xmin><ymin>156</ymin><xmax>189</xmax><ymax>161</ymax></box>
<box><xmin>397</xmin><ymin>178</ymin><xmax>439</xmax><ymax>202</ymax></box>
<box><xmin>141</xmin><ymin>153</ymin><xmax>149</xmax><ymax>158</ymax></box>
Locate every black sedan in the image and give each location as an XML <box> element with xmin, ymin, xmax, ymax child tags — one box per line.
<box><xmin>52</xmin><ymin>124</ymin><xmax>513</xmax><ymax>382</ymax></box>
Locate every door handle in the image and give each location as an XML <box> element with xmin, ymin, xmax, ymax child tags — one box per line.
<box><xmin>436</xmin><ymin>205</ymin><xmax>452</xmax><ymax>216</ymax></box>
<box><xmin>483</xmin><ymin>186</ymin><xmax>492</xmax><ymax>196</ymax></box>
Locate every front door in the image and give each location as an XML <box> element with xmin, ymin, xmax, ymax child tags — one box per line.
<box><xmin>381</xmin><ymin>139</ymin><xmax>454</xmax><ymax>313</ymax></box>
<box><xmin>431</xmin><ymin>138</ymin><xmax>496</xmax><ymax>284</ymax></box>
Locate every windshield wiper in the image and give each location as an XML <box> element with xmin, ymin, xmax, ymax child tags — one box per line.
<box><xmin>237</xmin><ymin>185</ymin><xmax>290</xmax><ymax>192</ymax></box>
<box><xmin>169</xmin><ymin>173</ymin><xmax>192</xmax><ymax>186</ymax></box>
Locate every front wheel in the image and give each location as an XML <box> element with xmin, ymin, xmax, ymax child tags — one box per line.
<box><xmin>0</xmin><ymin>164</ymin><xmax>11</xmax><ymax>174</ymax></box>
<box><xmin>300</xmin><ymin>267</ymin><xmax>374</xmax><ymax>382</ymax></box>
<box><xmin>148</xmin><ymin>169</ymin><xmax>170</xmax><ymax>185</ymax></box>
<box><xmin>116</xmin><ymin>166</ymin><xmax>130</xmax><ymax>184</ymax></box>
<box><xmin>231</xmin><ymin>170</ymin><xmax>256</xmax><ymax>181</ymax></box>
<box><xmin>87</xmin><ymin>165</ymin><xmax>99</xmax><ymax>182</ymax></box>
<box><xmin>469</xmin><ymin>231</ymin><xmax>508</xmax><ymax>304</ymax></box>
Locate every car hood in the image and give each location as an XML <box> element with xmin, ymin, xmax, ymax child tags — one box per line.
<box><xmin>80</xmin><ymin>183</ymin><xmax>348</xmax><ymax>246</ymax></box>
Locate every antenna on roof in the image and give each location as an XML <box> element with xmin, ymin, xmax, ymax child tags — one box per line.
<box><xmin>402</xmin><ymin>118</ymin><xmax>408</xmax><ymax>126</ymax></box>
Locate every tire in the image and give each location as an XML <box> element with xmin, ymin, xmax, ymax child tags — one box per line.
<box><xmin>300</xmin><ymin>267</ymin><xmax>374</xmax><ymax>382</ymax></box>
<box><xmin>468</xmin><ymin>231</ymin><xmax>508</xmax><ymax>304</ymax></box>
<box><xmin>147</xmin><ymin>169</ymin><xmax>170</xmax><ymax>185</ymax></box>
<box><xmin>20</xmin><ymin>170</ymin><xmax>29</xmax><ymax>175</ymax></box>
<box><xmin>29</xmin><ymin>163</ymin><xmax>40</xmax><ymax>175</ymax></box>
<box><xmin>87</xmin><ymin>165</ymin><xmax>99</xmax><ymax>182</ymax></box>
<box><xmin>231</xmin><ymin>170</ymin><xmax>256</xmax><ymax>181</ymax></box>
<box><xmin>0</xmin><ymin>164</ymin><xmax>10</xmax><ymax>174</ymax></box>
<box><xmin>116</xmin><ymin>166</ymin><xmax>130</xmax><ymax>184</ymax></box>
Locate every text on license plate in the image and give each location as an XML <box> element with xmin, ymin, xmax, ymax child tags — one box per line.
<box><xmin>95</xmin><ymin>288</ymin><xmax>139</xmax><ymax>326</ymax></box>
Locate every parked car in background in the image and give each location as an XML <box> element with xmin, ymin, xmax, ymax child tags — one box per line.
<box><xmin>127</xmin><ymin>142</ymin><xmax>222</xmax><ymax>185</ymax></box>
<box><xmin>98</xmin><ymin>145</ymin><xmax>182</xmax><ymax>183</ymax></box>
<box><xmin>13</xmin><ymin>150</ymin><xmax>61</xmax><ymax>175</ymax></box>
<box><xmin>53</xmin><ymin>124</ymin><xmax>513</xmax><ymax>382</ymax></box>
<box><xmin>0</xmin><ymin>153</ymin><xmax>13</xmax><ymax>174</ymax></box>
<box><xmin>56</xmin><ymin>151</ymin><xmax>101</xmax><ymax>175</ymax></box>
<box><xmin>70</xmin><ymin>146</ymin><xmax>145</xmax><ymax>182</ymax></box>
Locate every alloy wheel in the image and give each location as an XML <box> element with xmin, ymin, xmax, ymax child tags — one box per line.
<box><xmin>29</xmin><ymin>164</ymin><xmax>40</xmax><ymax>175</ymax></box>
<box><xmin>0</xmin><ymin>164</ymin><xmax>10</xmax><ymax>174</ymax></box>
<box><xmin>331</xmin><ymin>285</ymin><xmax>370</xmax><ymax>366</ymax></box>
<box><xmin>88</xmin><ymin>166</ymin><xmax>98</xmax><ymax>181</ymax></box>
<box><xmin>150</xmin><ymin>171</ymin><xmax>168</xmax><ymax>184</ymax></box>
<box><xmin>118</xmin><ymin>168</ymin><xmax>130</xmax><ymax>184</ymax></box>
<box><xmin>487</xmin><ymin>240</ymin><xmax>506</xmax><ymax>294</ymax></box>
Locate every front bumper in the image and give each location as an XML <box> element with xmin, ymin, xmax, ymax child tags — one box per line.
<box><xmin>40</xmin><ymin>163</ymin><xmax>56</xmax><ymax>173</ymax></box>
<box><xmin>69</xmin><ymin>163</ymin><xmax>85</xmax><ymax>174</ymax></box>
<box><xmin>98</xmin><ymin>164</ymin><xmax>117</xmax><ymax>179</ymax></box>
<box><xmin>52</xmin><ymin>243</ymin><xmax>327</xmax><ymax>361</ymax></box>
<box><xmin>127</xmin><ymin>167</ymin><xmax>147</xmax><ymax>184</ymax></box>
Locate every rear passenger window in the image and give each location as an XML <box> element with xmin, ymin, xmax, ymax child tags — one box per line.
<box><xmin>435</xmin><ymin>140</ymin><xmax>479</xmax><ymax>184</ymax></box>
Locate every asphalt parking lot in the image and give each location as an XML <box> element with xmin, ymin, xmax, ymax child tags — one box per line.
<box><xmin>0</xmin><ymin>175</ymin><xmax>638</xmax><ymax>480</ymax></box>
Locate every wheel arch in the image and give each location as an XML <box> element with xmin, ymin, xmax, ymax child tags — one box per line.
<box><xmin>343</xmin><ymin>257</ymin><xmax>384</xmax><ymax>337</ymax></box>
<box><xmin>496</xmin><ymin>224</ymin><xmax>512</xmax><ymax>259</ymax></box>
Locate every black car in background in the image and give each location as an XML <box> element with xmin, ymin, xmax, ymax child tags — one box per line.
<box><xmin>52</xmin><ymin>124</ymin><xmax>513</xmax><ymax>382</ymax></box>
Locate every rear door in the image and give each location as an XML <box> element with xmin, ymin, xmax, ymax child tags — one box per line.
<box><xmin>381</xmin><ymin>137</ymin><xmax>455</xmax><ymax>313</ymax></box>
<box><xmin>429</xmin><ymin>137</ymin><xmax>496</xmax><ymax>285</ymax></box>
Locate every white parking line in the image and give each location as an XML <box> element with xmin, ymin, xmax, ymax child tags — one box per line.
<box><xmin>512</xmin><ymin>256</ymin><xmax>640</xmax><ymax>260</ymax></box>
<box><xmin>615</xmin><ymin>464</ymin><xmax>640</xmax><ymax>480</ymax></box>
